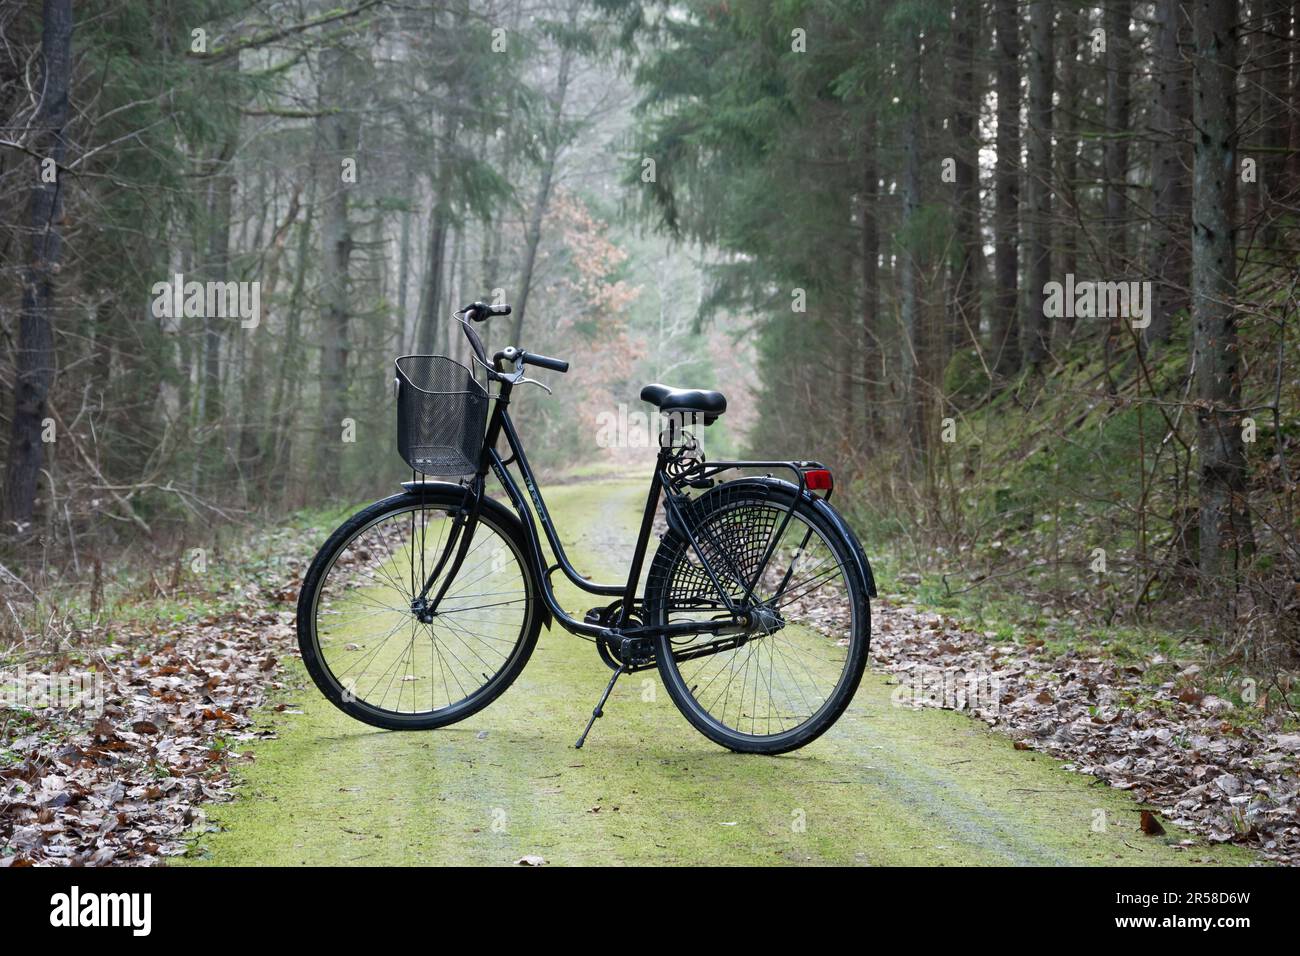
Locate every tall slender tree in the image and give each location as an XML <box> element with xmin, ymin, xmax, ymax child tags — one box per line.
<box><xmin>1103</xmin><ymin>0</ymin><xmax>1132</xmax><ymax>269</ymax></box>
<box><xmin>1148</xmin><ymin>0</ymin><xmax>1192</xmax><ymax>346</ymax></box>
<box><xmin>992</xmin><ymin>0</ymin><xmax>1022</xmax><ymax>379</ymax></box>
<box><xmin>1257</xmin><ymin>0</ymin><xmax>1289</xmax><ymax>246</ymax></box>
<box><xmin>511</xmin><ymin>0</ymin><xmax>582</xmax><ymax>345</ymax></box>
<box><xmin>316</xmin><ymin>43</ymin><xmax>362</xmax><ymax>491</ymax></box>
<box><xmin>1055</xmin><ymin>3</ymin><xmax>1082</xmax><ymax>346</ymax></box>
<box><xmin>1289</xmin><ymin>0</ymin><xmax>1300</xmax><ymax>196</ymax></box>
<box><xmin>949</xmin><ymin>0</ymin><xmax>981</xmax><ymax>357</ymax></box>
<box><xmin>1192</xmin><ymin>0</ymin><xmax>1253</xmax><ymax>580</ymax></box>
<box><xmin>4</xmin><ymin>0</ymin><xmax>72</xmax><ymax>527</ymax></box>
<box><xmin>1024</xmin><ymin>0</ymin><xmax>1054</xmax><ymax>369</ymax></box>
<box><xmin>860</xmin><ymin>114</ymin><xmax>881</xmax><ymax>441</ymax></box>
<box><xmin>900</xmin><ymin>30</ymin><xmax>925</xmax><ymax>454</ymax></box>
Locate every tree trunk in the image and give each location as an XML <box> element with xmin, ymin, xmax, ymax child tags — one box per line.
<box><xmin>861</xmin><ymin>116</ymin><xmax>880</xmax><ymax>442</ymax></box>
<box><xmin>1290</xmin><ymin>0</ymin><xmax>1300</xmax><ymax>197</ymax></box>
<box><xmin>176</xmin><ymin>244</ymin><xmax>193</xmax><ymax>422</ymax></box>
<box><xmin>415</xmin><ymin>99</ymin><xmax>457</xmax><ymax>355</ymax></box>
<box><xmin>950</xmin><ymin>0</ymin><xmax>980</xmax><ymax>358</ymax></box>
<box><xmin>268</xmin><ymin>176</ymin><xmax>316</xmax><ymax>493</ymax></box>
<box><xmin>421</xmin><ymin>200</ymin><xmax>457</xmax><ymax>353</ymax></box>
<box><xmin>1192</xmin><ymin>0</ymin><xmax>1254</xmax><ymax>582</ymax></box>
<box><xmin>1257</xmin><ymin>0</ymin><xmax>1288</xmax><ymax>247</ymax></box>
<box><xmin>398</xmin><ymin>204</ymin><xmax>413</xmax><ymax>344</ymax></box>
<box><xmin>316</xmin><ymin>46</ymin><xmax>359</xmax><ymax>493</ymax></box>
<box><xmin>237</xmin><ymin>175</ymin><xmax>267</xmax><ymax>485</ymax></box>
<box><xmin>1148</xmin><ymin>0</ymin><xmax>1193</xmax><ymax>346</ymax></box>
<box><xmin>1056</xmin><ymin>4</ymin><xmax>1083</xmax><ymax>347</ymax></box>
<box><xmin>900</xmin><ymin>33</ymin><xmax>926</xmax><ymax>459</ymax></box>
<box><xmin>444</xmin><ymin>223</ymin><xmax>464</xmax><ymax>362</ymax></box>
<box><xmin>992</xmin><ymin>0</ymin><xmax>1022</xmax><ymax>380</ymax></box>
<box><xmin>510</xmin><ymin>27</ymin><xmax>576</xmax><ymax>346</ymax></box>
<box><xmin>241</xmin><ymin>181</ymin><xmax>301</xmax><ymax>487</ymax></box>
<box><xmin>4</xmin><ymin>0</ymin><xmax>72</xmax><ymax>528</ymax></box>
<box><xmin>192</xmin><ymin>133</ymin><xmax>236</xmax><ymax>494</ymax></box>
<box><xmin>1104</xmin><ymin>0</ymin><xmax>1132</xmax><ymax>268</ymax></box>
<box><xmin>1024</xmin><ymin>0</ymin><xmax>1053</xmax><ymax>369</ymax></box>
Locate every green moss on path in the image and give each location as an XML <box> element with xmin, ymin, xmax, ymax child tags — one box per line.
<box><xmin>183</xmin><ymin>481</ymin><xmax>1257</xmax><ymax>866</ymax></box>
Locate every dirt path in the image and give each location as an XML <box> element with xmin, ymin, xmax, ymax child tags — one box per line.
<box><xmin>183</xmin><ymin>482</ymin><xmax>1256</xmax><ymax>866</ymax></box>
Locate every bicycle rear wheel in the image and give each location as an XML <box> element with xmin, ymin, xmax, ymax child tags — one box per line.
<box><xmin>297</xmin><ymin>488</ymin><xmax>541</xmax><ymax>730</ymax></box>
<box><xmin>646</xmin><ymin>479</ymin><xmax>870</xmax><ymax>754</ymax></box>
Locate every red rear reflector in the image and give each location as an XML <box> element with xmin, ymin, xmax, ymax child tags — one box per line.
<box><xmin>803</xmin><ymin>469</ymin><xmax>833</xmax><ymax>491</ymax></box>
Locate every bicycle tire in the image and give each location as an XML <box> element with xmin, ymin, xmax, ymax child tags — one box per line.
<box><xmin>647</xmin><ymin>478</ymin><xmax>871</xmax><ymax>754</ymax></box>
<box><xmin>296</xmin><ymin>488</ymin><xmax>542</xmax><ymax>730</ymax></box>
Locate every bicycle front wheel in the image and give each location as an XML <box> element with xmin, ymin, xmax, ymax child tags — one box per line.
<box><xmin>296</xmin><ymin>488</ymin><xmax>541</xmax><ymax>730</ymax></box>
<box><xmin>646</xmin><ymin>479</ymin><xmax>871</xmax><ymax>754</ymax></box>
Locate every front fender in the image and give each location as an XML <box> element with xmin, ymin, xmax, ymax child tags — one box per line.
<box><xmin>399</xmin><ymin>480</ymin><xmax>555</xmax><ymax>629</ymax></box>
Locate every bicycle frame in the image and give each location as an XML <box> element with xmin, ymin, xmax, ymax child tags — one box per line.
<box><xmin>412</xmin><ymin>368</ymin><xmax>831</xmax><ymax>649</ymax></box>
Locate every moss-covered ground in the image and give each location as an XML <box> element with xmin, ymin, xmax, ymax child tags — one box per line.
<box><xmin>183</xmin><ymin>481</ymin><xmax>1257</xmax><ymax>866</ymax></box>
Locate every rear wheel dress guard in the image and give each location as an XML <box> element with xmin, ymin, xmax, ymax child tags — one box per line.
<box><xmin>659</xmin><ymin>476</ymin><xmax>818</xmax><ymax>622</ymax></box>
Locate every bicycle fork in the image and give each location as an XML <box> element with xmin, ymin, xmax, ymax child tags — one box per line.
<box><xmin>410</xmin><ymin>481</ymin><xmax>484</xmax><ymax>622</ymax></box>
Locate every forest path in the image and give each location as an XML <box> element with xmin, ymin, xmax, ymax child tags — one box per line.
<box><xmin>183</xmin><ymin>481</ymin><xmax>1255</xmax><ymax>866</ymax></box>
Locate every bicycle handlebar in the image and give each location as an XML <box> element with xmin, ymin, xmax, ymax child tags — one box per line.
<box><xmin>493</xmin><ymin>345</ymin><xmax>569</xmax><ymax>375</ymax></box>
<box><xmin>462</xmin><ymin>301</ymin><xmax>511</xmax><ymax>321</ymax></box>
<box><xmin>460</xmin><ymin>301</ymin><xmax>569</xmax><ymax>378</ymax></box>
<box><xmin>520</xmin><ymin>351</ymin><xmax>569</xmax><ymax>374</ymax></box>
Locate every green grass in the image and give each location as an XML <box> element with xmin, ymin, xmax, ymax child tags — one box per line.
<box><xmin>181</xmin><ymin>480</ymin><xmax>1258</xmax><ymax>866</ymax></box>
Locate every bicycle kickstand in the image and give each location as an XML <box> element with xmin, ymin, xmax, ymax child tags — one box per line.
<box><xmin>574</xmin><ymin>662</ymin><xmax>626</xmax><ymax>749</ymax></box>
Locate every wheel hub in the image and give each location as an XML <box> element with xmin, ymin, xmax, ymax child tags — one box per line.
<box><xmin>746</xmin><ymin>604</ymin><xmax>784</xmax><ymax>636</ymax></box>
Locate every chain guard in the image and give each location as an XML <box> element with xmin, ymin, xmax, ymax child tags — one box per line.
<box><xmin>585</xmin><ymin>600</ymin><xmax>654</xmax><ymax>671</ymax></box>
<box><xmin>595</xmin><ymin>632</ymin><xmax>625</xmax><ymax>670</ymax></box>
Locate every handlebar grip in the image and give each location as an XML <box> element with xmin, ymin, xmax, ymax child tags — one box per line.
<box><xmin>464</xmin><ymin>301</ymin><xmax>511</xmax><ymax>321</ymax></box>
<box><xmin>521</xmin><ymin>351</ymin><xmax>569</xmax><ymax>373</ymax></box>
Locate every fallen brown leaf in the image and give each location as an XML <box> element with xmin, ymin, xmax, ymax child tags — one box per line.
<box><xmin>1140</xmin><ymin>810</ymin><xmax>1167</xmax><ymax>836</ymax></box>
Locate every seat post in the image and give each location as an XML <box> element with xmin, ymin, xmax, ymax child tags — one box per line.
<box><xmin>662</xmin><ymin>410</ymin><xmax>677</xmax><ymax>450</ymax></box>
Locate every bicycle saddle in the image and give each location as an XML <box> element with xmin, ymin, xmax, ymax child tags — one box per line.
<box><xmin>640</xmin><ymin>383</ymin><xmax>727</xmax><ymax>425</ymax></box>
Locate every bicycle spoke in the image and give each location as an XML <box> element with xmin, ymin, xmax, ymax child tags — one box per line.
<box><xmin>311</xmin><ymin>504</ymin><xmax>531</xmax><ymax>717</ymax></box>
<box><xmin>657</xmin><ymin>498</ymin><xmax>860</xmax><ymax>738</ymax></box>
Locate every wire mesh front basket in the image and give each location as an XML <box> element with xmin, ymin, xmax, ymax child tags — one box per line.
<box><xmin>395</xmin><ymin>355</ymin><xmax>488</xmax><ymax>477</ymax></box>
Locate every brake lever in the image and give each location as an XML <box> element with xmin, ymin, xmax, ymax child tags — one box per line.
<box><xmin>515</xmin><ymin>376</ymin><xmax>552</xmax><ymax>395</ymax></box>
<box><xmin>503</xmin><ymin>361</ymin><xmax>552</xmax><ymax>393</ymax></box>
<box><xmin>472</xmin><ymin>352</ymin><xmax>553</xmax><ymax>393</ymax></box>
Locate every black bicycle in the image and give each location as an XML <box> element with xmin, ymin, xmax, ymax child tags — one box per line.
<box><xmin>296</xmin><ymin>302</ymin><xmax>876</xmax><ymax>753</ymax></box>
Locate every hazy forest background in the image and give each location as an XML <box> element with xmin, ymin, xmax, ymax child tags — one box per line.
<box><xmin>2</xmin><ymin>0</ymin><xmax>1299</xmax><ymax>677</ymax></box>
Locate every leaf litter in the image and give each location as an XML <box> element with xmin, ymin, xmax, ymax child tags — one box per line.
<box><xmin>1</xmin><ymin>607</ymin><xmax>297</xmax><ymax>866</ymax></box>
<box><xmin>873</xmin><ymin>598</ymin><xmax>1300</xmax><ymax>865</ymax></box>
